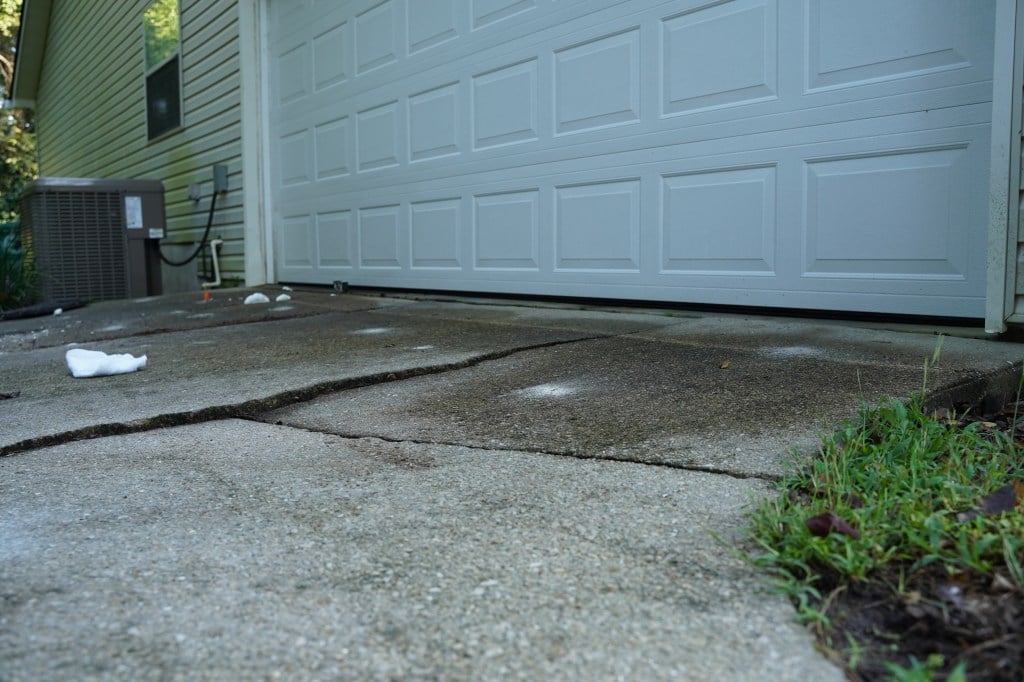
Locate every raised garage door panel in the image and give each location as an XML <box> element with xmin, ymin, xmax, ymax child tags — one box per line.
<box><xmin>268</xmin><ymin>0</ymin><xmax>995</xmax><ymax>317</ymax></box>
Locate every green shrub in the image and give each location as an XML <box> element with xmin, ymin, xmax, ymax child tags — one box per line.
<box><xmin>0</xmin><ymin>221</ymin><xmax>35</xmax><ymax>310</ymax></box>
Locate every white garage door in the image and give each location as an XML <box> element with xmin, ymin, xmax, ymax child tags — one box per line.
<box><xmin>268</xmin><ymin>0</ymin><xmax>994</xmax><ymax>317</ymax></box>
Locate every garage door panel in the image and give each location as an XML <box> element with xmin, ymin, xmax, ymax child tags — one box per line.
<box><xmin>805</xmin><ymin>0</ymin><xmax>993</xmax><ymax>93</ymax></box>
<box><xmin>554</xmin><ymin>179</ymin><xmax>641</xmax><ymax>273</ymax></box>
<box><xmin>661</xmin><ymin>165</ymin><xmax>777</xmax><ymax>275</ymax></box>
<box><xmin>316</xmin><ymin>210</ymin><xmax>355</xmax><ymax>269</ymax></box>
<box><xmin>274</xmin><ymin>103</ymin><xmax>990</xmax><ymax>209</ymax></box>
<box><xmin>277</xmin><ymin>119</ymin><xmax>988</xmax><ymax>302</ymax></box>
<box><xmin>272</xmin><ymin>2</ymin><xmax>992</xmax><ymax>191</ymax></box>
<box><xmin>410</xmin><ymin>198</ymin><xmax>462</xmax><ymax>269</ymax></box>
<box><xmin>661</xmin><ymin>0</ymin><xmax>778</xmax><ymax>116</ymax></box>
<box><xmin>270</xmin><ymin>0</ymin><xmax>995</xmax><ymax>316</ymax></box>
<box><xmin>803</xmin><ymin>146</ymin><xmax>972</xmax><ymax>280</ymax></box>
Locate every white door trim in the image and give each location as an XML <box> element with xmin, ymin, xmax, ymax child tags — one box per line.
<box><xmin>239</xmin><ymin>0</ymin><xmax>272</xmax><ymax>286</ymax></box>
<box><xmin>986</xmin><ymin>0</ymin><xmax>1020</xmax><ymax>333</ymax></box>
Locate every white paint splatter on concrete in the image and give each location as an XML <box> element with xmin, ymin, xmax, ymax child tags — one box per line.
<box><xmin>759</xmin><ymin>346</ymin><xmax>827</xmax><ymax>359</ymax></box>
<box><xmin>514</xmin><ymin>383</ymin><xmax>576</xmax><ymax>399</ymax></box>
<box><xmin>351</xmin><ymin>327</ymin><xmax>394</xmax><ymax>335</ymax></box>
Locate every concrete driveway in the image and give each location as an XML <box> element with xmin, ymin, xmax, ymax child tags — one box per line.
<box><xmin>2</xmin><ymin>288</ymin><xmax>1021</xmax><ymax>680</ymax></box>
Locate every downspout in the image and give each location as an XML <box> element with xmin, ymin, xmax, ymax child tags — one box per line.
<box><xmin>987</xmin><ymin>0</ymin><xmax>1022</xmax><ymax>333</ymax></box>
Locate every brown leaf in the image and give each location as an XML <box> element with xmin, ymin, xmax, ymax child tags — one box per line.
<box><xmin>980</xmin><ymin>483</ymin><xmax>1021</xmax><ymax>515</ymax></box>
<box><xmin>805</xmin><ymin>512</ymin><xmax>861</xmax><ymax>539</ymax></box>
<box><xmin>719</xmin><ymin>359</ymin><xmax>730</xmax><ymax>369</ymax></box>
<box><xmin>958</xmin><ymin>481</ymin><xmax>1023</xmax><ymax>521</ymax></box>
<box><xmin>842</xmin><ymin>492</ymin><xmax>865</xmax><ymax>509</ymax></box>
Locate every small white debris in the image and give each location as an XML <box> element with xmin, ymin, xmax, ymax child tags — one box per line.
<box><xmin>412</xmin><ymin>345</ymin><xmax>434</xmax><ymax>351</ymax></box>
<box><xmin>66</xmin><ymin>348</ymin><xmax>147</xmax><ymax>378</ymax></box>
<box><xmin>244</xmin><ymin>292</ymin><xmax>270</xmax><ymax>304</ymax></box>
<box><xmin>52</xmin><ymin>308</ymin><xmax>62</xmax><ymax>316</ymax></box>
<box><xmin>282</xmin><ymin>285</ymin><xmax>293</xmax><ymax>291</ymax></box>
<box><xmin>351</xmin><ymin>327</ymin><xmax>392</xmax><ymax>335</ymax></box>
<box><xmin>275</xmin><ymin>293</ymin><xmax>291</xmax><ymax>302</ymax></box>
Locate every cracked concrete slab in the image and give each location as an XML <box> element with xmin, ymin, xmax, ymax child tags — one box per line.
<box><xmin>0</xmin><ymin>419</ymin><xmax>842</xmax><ymax>681</ymax></box>
<box><xmin>0</xmin><ymin>309</ymin><xmax>600</xmax><ymax>453</ymax></box>
<box><xmin>265</xmin><ymin>329</ymin><xmax>1022</xmax><ymax>479</ymax></box>
<box><xmin>2</xmin><ymin>290</ymin><xmax>1022</xmax><ymax>680</ymax></box>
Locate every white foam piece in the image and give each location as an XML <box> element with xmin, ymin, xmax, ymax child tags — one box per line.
<box><xmin>66</xmin><ymin>348</ymin><xmax>147</xmax><ymax>378</ymax></box>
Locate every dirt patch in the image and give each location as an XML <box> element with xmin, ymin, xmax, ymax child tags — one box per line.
<box><xmin>820</xmin><ymin>565</ymin><xmax>1023</xmax><ymax>680</ymax></box>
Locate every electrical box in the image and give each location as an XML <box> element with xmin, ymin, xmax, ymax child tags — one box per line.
<box><xmin>21</xmin><ymin>177</ymin><xmax>166</xmax><ymax>302</ymax></box>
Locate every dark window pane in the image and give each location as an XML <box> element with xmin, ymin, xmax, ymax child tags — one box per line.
<box><xmin>146</xmin><ymin>55</ymin><xmax>181</xmax><ymax>140</ymax></box>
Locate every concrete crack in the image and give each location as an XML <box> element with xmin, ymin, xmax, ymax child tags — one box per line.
<box><xmin>248</xmin><ymin>421</ymin><xmax>780</xmax><ymax>482</ymax></box>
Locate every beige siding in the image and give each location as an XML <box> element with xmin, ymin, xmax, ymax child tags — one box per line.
<box><xmin>34</xmin><ymin>0</ymin><xmax>245</xmax><ymax>283</ymax></box>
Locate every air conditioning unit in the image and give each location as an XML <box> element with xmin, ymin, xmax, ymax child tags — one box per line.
<box><xmin>20</xmin><ymin>177</ymin><xmax>165</xmax><ymax>302</ymax></box>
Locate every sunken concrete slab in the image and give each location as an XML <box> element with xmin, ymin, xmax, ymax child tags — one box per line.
<box><xmin>0</xmin><ymin>420</ymin><xmax>842</xmax><ymax>681</ymax></box>
<box><xmin>266</xmin><ymin>327</ymin><xmax>1024</xmax><ymax>479</ymax></box>
<box><xmin>0</xmin><ymin>310</ymin><xmax>602</xmax><ymax>454</ymax></box>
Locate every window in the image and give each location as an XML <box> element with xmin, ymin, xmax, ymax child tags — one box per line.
<box><xmin>144</xmin><ymin>0</ymin><xmax>182</xmax><ymax>140</ymax></box>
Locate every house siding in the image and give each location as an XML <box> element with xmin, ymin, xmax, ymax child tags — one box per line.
<box><xmin>33</xmin><ymin>0</ymin><xmax>245</xmax><ymax>283</ymax></box>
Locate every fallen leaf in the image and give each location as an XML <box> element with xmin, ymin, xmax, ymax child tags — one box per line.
<box><xmin>0</xmin><ymin>390</ymin><xmax>19</xmax><ymax>400</ymax></box>
<box><xmin>842</xmin><ymin>492</ymin><xmax>865</xmax><ymax>509</ymax></box>
<box><xmin>805</xmin><ymin>512</ymin><xmax>860</xmax><ymax>539</ymax></box>
<box><xmin>957</xmin><ymin>481</ymin><xmax>1023</xmax><ymax>521</ymax></box>
<box><xmin>981</xmin><ymin>483</ymin><xmax>1022</xmax><ymax>515</ymax></box>
<box><xmin>719</xmin><ymin>360</ymin><xmax>730</xmax><ymax>369</ymax></box>
<box><xmin>991</xmin><ymin>573</ymin><xmax>1016</xmax><ymax>592</ymax></box>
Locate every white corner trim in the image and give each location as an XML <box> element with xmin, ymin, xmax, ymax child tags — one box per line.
<box><xmin>986</xmin><ymin>0</ymin><xmax>1020</xmax><ymax>334</ymax></box>
<box><xmin>239</xmin><ymin>0</ymin><xmax>269</xmax><ymax>286</ymax></box>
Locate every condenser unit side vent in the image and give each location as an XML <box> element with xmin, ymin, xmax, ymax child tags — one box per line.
<box><xmin>21</xmin><ymin>177</ymin><xmax>164</xmax><ymax>303</ymax></box>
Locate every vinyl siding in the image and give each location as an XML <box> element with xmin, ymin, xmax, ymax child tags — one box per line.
<box><xmin>34</xmin><ymin>0</ymin><xmax>245</xmax><ymax>282</ymax></box>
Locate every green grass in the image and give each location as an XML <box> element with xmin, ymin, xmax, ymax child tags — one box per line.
<box><xmin>745</xmin><ymin>384</ymin><xmax>1024</xmax><ymax>677</ymax></box>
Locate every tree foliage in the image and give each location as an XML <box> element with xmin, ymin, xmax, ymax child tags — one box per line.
<box><xmin>144</xmin><ymin>0</ymin><xmax>179</xmax><ymax>70</ymax></box>
<box><xmin>1</xmin><ymin>0</ymin><xmax>36</xmax><ymax>222</ymax></box>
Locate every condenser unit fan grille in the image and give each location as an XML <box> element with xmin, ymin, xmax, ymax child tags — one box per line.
<box><xmin>23</xmin><ymin>189</ymin><xmax>129</xmax><ymax>301</ymax></box>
